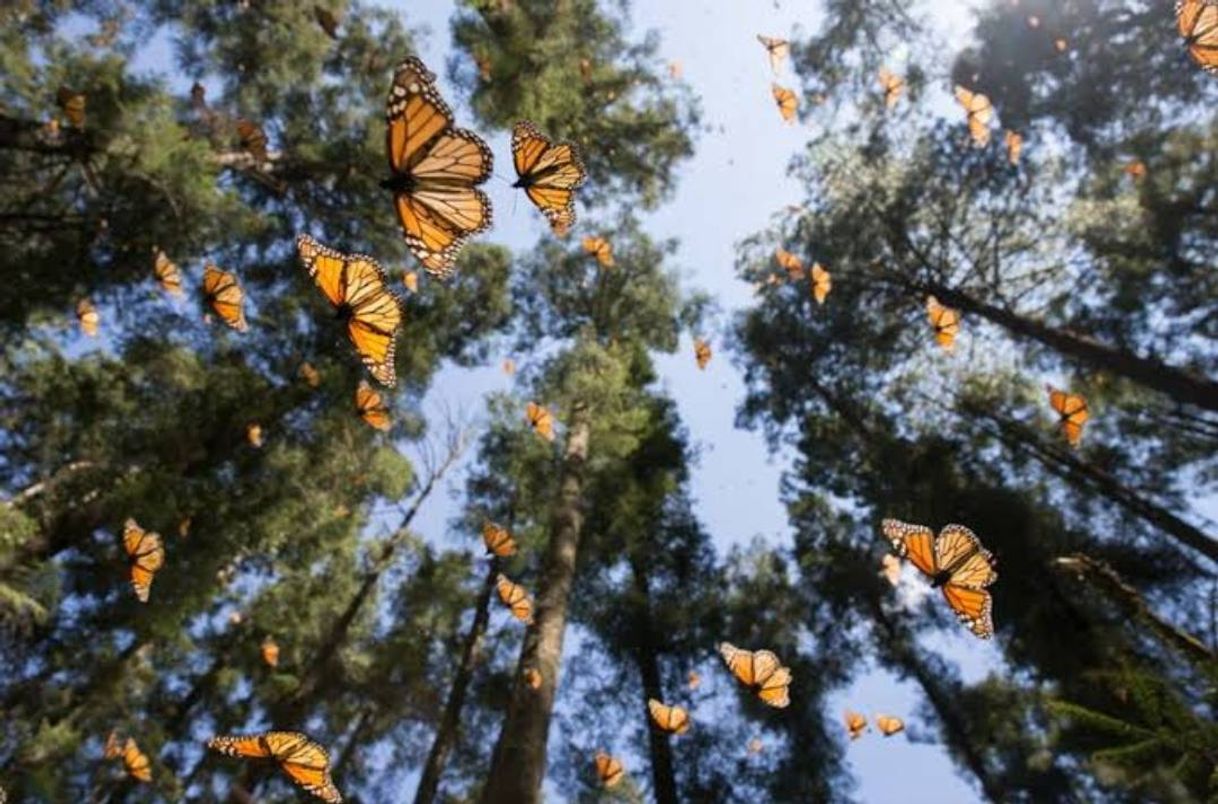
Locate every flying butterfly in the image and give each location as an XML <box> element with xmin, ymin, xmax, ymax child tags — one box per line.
<box><xmin>718</xmin><ymin>642</ymin><xmax>791</xmax><ymax>708</ymax></box>
<box><xmin>296</xmin><ymin>234</ymin><xmax>402</xmax><ymax>387</ymax></box>
<box><xmin>355</xmin><ymin>380</ymin><xmax>392</xmax><ymax>431</ymax></box>
<box><xmin>261</xmin><ymin>636</ymin><xmax>280</xmax><ymax>668</ymax></box>
<box><xmin>383</xmin><ymin>56</ymin><xmax>494</xmax><ymax>277</ymax></box>
<box><xmin>523</xmin><ymin>667</ymin><xmax>542</xmax><ymax>689</ymax></box>
<box><xmin>402</xmin><ymin>271</ymin><xmax>419</xmax><ymax>293</ymax></box>
<box><xmin>844</xmin><ymin>710</ymin><xmax>867</xmax><ymax>740</ymax></box>
<box><xmin>502</xmin><ymin>358</ymin><xmax>516</xmax><ymax>376</ymax></box>
<box><xmin>647</xmin><ymin>699</ymin><xmax>690</xmax><ymax>734</ymax></box>
<box><xmin>122</xmin><ymin>518</ymin><xmax>164</xmax><ymax>603</ymax></box>
<box><xmin>881</xmin><ymin>518</ymin><xmax>998</xmax><ymax>639</ymax></box>
<box><xmin>1005</xmin><ymin>130</ymin><xmax>1023</xmax><ymax>165</ymax></box>
<box><xmin>236</xmin><ymin>118</ymin><xmax>268</xmax><ymax>163</ymax></box>
<box><xmin>877</xmin><ymin>67</ymin><xmax>905</xmax><ymax>110</ymax></box>
<box><xmin>525</xmin><ymin>401</ymin><xmax>556</xmax><ymax>442</ymax></box>
<box><xmin>694</xmin><ymin>338</ymin><xmax>712</xmax><ymax>370</ymax></box>
<box><xmin>581</xmin><ymin>235</ymin><xmax>615</xmax><ymax>267</ymax></box>
<box><xmin>953</xmin><ymin>86</ymin><xmax>993</xmax><ymax>147</ymax></box>
<box><xmin>496</xmin><ymin>573</ymin><xmax>534</xmax><ymax>624</ymax></box>
<box><xmin>926</xmin><ymin>295</ymin><xmax>960</xmax><ymax>351</ymax></box>
<box><xmin>594</xmin><ymin>751</ymin><xmax>626</xmax><ymax>788</ymax></box>
<box><xmin>299</xmin><ymin>361</ymin><xmax>321</xmax><ymax>388</ymax></box>
<box><xmin>687</xmin><ymin>670</ymin><xmax>701</xmax><ymax>690</ymax></box>
<box><xmin>512</xmin><ymin>120</ymin><xmax>587</xmax><ymax>234</ymax></box>
<box><xmin>756</xmin><ymin>34</ymin><xmax>790</xmax><ymax>73</ymax></box>
<box><xmin>246</xmin><ymin>423</ymin><xmax>264</xmax><ymax>448</ymax></box>
<box><xmin>1177</xmin><ymin>0</ymin><xmax>1218</xmax><ymax>72</ymax></box>
<box><xmin>105</xmin><ymin>733</ymin><xmax>152</xmax><ymax>782</ymax></box>
<box><xmin>771</xmin><ymin>83</ymin><xmax>798</xmax><ymax>123</ymax></box>
<box><xmin>775</xmin><ymin>247</ymin><xmax>805</xmax><ymax>280</ymax></box>
<box><xmin>207</xmin><ymin>731</ymin><xmax>343</xmax><ymax>803</ymax></box>
<box><xmin>1047</xmin><ymin>385</ymin><xmax>1089</xmax><ymax>448</ymax></box>
<box><xmin>482</xmin><ymin>522</ymin><xmax>517</xmax><ymax>557</ymax></box>
<box><xmin>57</xmin><ymin>86</ymin><xmax>86</xmax><ymax>128</ymax></box>
<box><xmin>76</xmin><ymin>298</ymin><xmax>100</xmax><ymax>337</ymax></box>
<box><xmin>876</xmin><ymin>715</ymin><xmax>905</xmax><ymax>736</ymax></box>
<box><xmin>202</xmin><ymin>264</ymin><xmax>249</xmax><ymax>332</ymax></box>
<box><xmin>1124</xmin><ymin>159</ymin><xmax>1148</xmax><ymax>180</ymax></box>
<box><xmin>810</xmin><ymin>263</ymin><xmax>831</xmax><ymax>305</ymax></box>
<box><xmin>152</xmin><ymin>249</ymin><xmax>184</xmax><ymax>298</ymax></box>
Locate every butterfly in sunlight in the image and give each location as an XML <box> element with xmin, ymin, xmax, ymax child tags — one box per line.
<box><xmin>236</xmin><ymin>118</ymin><xmax>269</xmax><ymax>163</ymax></box>
<box><xmin>771</xmin><ymin>83</ymin><xmax>798</xmax><ymax>123</ymax></box>
<box><xmin>718</xmin><ymin>642</ymin><xmax>791</xmax><ymax>708</ymax></box>
<box><xmin>1004</xmin><ymin>130</ymin><xmax>1023</xmax><ymax>165</ymax></box>
<box><xmin>757</xmin><ymin>34</ymin><xmax>790</xmax><ymax>73</ymax></box>
<box><xmin>875</xmin><ymin>715</ymin><xmax>905</xmax><ymax>736</ymax></box>
<box><xmin>122</xmin><ymin>518</ymin><xmax>164</xmax><ymax>603</ymax></box>
<box><xmin>495</xmin><ymin>573</ymin><xmax>535</xmax><ymax>624</ymax></box>
<box><xmin>953</xmin><ymin>85</ymin><xmax>993</xmax><ymax>147</ymax></box>
<box><xmin>57</xmin><ymin>86</ymin><xmax>86</xmax><ymax>129</ymax></box>
<box><xmin>844</xmin><ymin>710</ymin><xmax>867</xmax><ymax>740</ymax></box>
<box><xmin>502</xmin><ymin>357</ymin><xmax>516</xmax><ymax>376</ymax></box>
<box><xmin>694</xmin><ymin>338</ymin><xmax>712</xmax><ymax>370</ymax></box>
<box><xmin>202</xmin><ymin>264</ymin><xmax>249</xmax><ymax>332</ymax></box>
<box><xmin>296</xmin><ymin>234</ymin><xmax>403</xmax><ymax>387</ymax></box>
<box><xmin>261</xmin><ymin>636</ymin><xmax>280</xmax><ymax>668</ymax></box>
<box><xmin>880</xmin><ymin>553</ymin><xmax>902</xmax><ymax>587</ymax></box>
<box><xmin>512</xmin><ymin>120</ymin><xmax>587</xmax><ymax>234</ymax></box>
<box><xmin>774</xmin><ymin>247</ymin><xmax>805</xmax><ymax>280</ymax></box>
<box><xmin>105</xmin><ymin>731</ymin><xmax>152</xmax><ymax>782</ymax></box>
<box><xmin>152</xmin><ymin>249</ymin><xmax>184</xmax><ymax>298</ymax></box>
<box><xmin>594</xmin><ymin>751</ymin><xmax>626</xmax><ymax>787</ymax></box>
<box><xmin>523</xmin><ymin>667</ymin><xmax>542</xmax><ymax>690</ymax></box>
<box><xmin>1054</xmin><ymin>37</ymin><xmax>1069</xmax><ymax>53</ymax></box>
<box><xmin>482</xmin><ymin>522</ymin><xmax>518</xmax><ymax>557</ymax></box>
<box><xmin>402</xmin><ymin>271</ymin><xmax>419</xmax><ymax>294</ymax></box>
<box><xmin>1123</xmin><ymin>159</ymin><xmax>1148</xmax><ymax>181</ymax></box>
<box><xmin>525</xmin><ymin>401</ymin><xmax>556</xmax><ymax>442</ymax></box>
<box><xmin>299</xmin><ymin>361</ymin><xmax>321</xmax><ymax>388</ymax></box>
<box><xmin>810</xmin><ymin>263</ymin><xmax>831</xmax><ymax>305</ymax></box>
<box><xmin>1046</xmin><ymin>385</ymin><xmax>1089</xmax><ymax>448</ymax></box>
<box><xmin>383</xmin><ymin>56</ymin><xmax>494</xmax><ymax>277</ymax></box>
<box><xmin>355</xmin><ymin>380</ymin><xmax>392</xmax><ymax>431</ymax></box>
<box><xmin>925</xmin><ymin>295</ymin><xmax>960</xmax><ymax>351</ymax></box>
<box><xmin>881</xmin><ymin>518</ymin><xmax>998</xmax><ymax>639</ymax></box>
<box><xmin>1177</xmin><ymin>0</ymin><xmax>1218</xmax><ymax>73</ymax></box>
<box><xmin>581</xmin><ymin>235</ymin><xmax>615</xmax><ymax>268</ymax></box>
<box><xmin>687</xmin><ymin>670</ymin><xmax>701</xmax><ymax>690</ymax></box>
<box><xmin>207</xmin><ymin>731</ymin><xmax>343</xmax><ymax>803</ymax></box>
<box><xmin>246</xmin><ymin>423</ymin><xmax>264</xmax><ymax>448</ymax></box>
<box><xmin>648</xmin><ymin>699</ymin><xmax>690</xmax><ymax>734</ymax></box>
<box><xmin>877</xmin><ymin>67</ymin><xmax>905</xmax><ymax>110</ymax></box>
<box><xmin>76</xmin><ymin>298</ymin><xmax>99</xmax><ymax>337</ymax></box>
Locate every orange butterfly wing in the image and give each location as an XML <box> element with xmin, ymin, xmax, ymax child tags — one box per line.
<box><xmin>526</xmin><ymin>402</ymin><xmax>556</xmax><ymax>442</ymax></box>
<box><xmin>1047</xmin><ymin>386</ymin><xmax>1089</xmax><ymax>447</ymax></box>
<box><xmin>647</xmin><ymin>698</ymin><xmax>690</xmax><ymax>734</ymax></box>
<box><xmin>845</xmin><ymin>710</ymin><xmax>867</xmax><ymax>740</ymax></box>
<box><xmin>875</xmin><ymin>715</ymin><xmax>905</xmax><ymax>736</ymax></box>
<box><xmin>202</xmin><ymin>264</ymin><xmax>249</xmax><ymax>332</ymax></box>
<box><xmin>694</xmin><ymin>338</ymin><xmax>712</xmax><ymax>370</ymax></box>
<box><xmin>496</xmin><ymin>573</ymin><xmax>534</xmax><ymax>624</ymax></box>
<box><xmin>76</xmin><ymin>299</ymin><xmax>100</xmax><ymax>336</ymax></box>
<box><xmin>122</xmin><ymin>518</ymin><xmax>164</xmax><ymax>603</ymax></box>
<box><xmin>153</xmin><ymin>250</ymin><xmax>184</xmax><ymax>298</ymax></box>
<box><xmin>771</xmin><ymin>83</ymin><xmax>798</xmax><ymax>122</ymax></box>
<box><xmin>1178</xmin><ymin>0</ymin><xmax>1218</xmax><ymax>72</ymax></box>
<box><xmin>208</xmin><ymin>732</ymin><xmax>343</xmax><ymax>803</ymax></box>
<box><xmin>881</xmin><ymin>518</ymin><xmax>937</xmax><ymax>578</ymax></box>
<box><xmin>810</xmin><ymin>263</ymin><xmax>831</xmax><ymax>305</ymax></box>
<box><xmin>512</xmin><ymin>121</ymin><xmax>587</xmax><ymax>230</ymax></box>
<box><xmin>355</xmin><ymin>381</ymin><xmax>392</xmax><ymax>431</ymax></box>
<box><xmin>482</xmin><ymin>522</ymin><xmax>517</xmax><ymax>557</ymax></box>
<box><xmin>594</xmin><ymin>751</ymin><xmax>625</xmax><ymax>787</ymax></box>
<box><xmin>122</xmin><ymin>738</ymin><xmax>152</xmax><ymax>782</ymax></box>
<box><xmin>926</xmin><ymin>295</ymin><xmax>959</xmax><ymax>351</ymax></box>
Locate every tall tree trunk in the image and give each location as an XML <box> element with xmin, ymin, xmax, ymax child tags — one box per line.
<box><xmin>414</xmin><ymin>561</ymin><xmax>498</xmax><ymax>804</ymax></box>
<box><xmin>481</xmin><ymin>403</ymin><xmax>591</xmax><ymax>804</ymax></box>
<box><xmin>918</xmin><ymin>279</ymin><xmax>1218</xmax><ymax>412</ymax></box>
<box><xmin>628</xmin><ymin>556</ymin><xmax>679</xmax><ymax>804</ymax></box>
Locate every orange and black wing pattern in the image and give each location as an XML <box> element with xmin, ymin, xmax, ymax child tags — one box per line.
<box><xmin>757</xmin><ymin>35</ymin><xmax>790</xmax><ymax>73</ymax></box>
<box><xmin>647</xmin><ymin>698</ymin><xmax>690</xmax><ymax>734</ymax></box>
<box><xmin>122</xmin><ymin>518</ymin><xmax>164</xmax><ymax>603</ymax></box>
<box><xmin>845</xmin><ymin>710</ymin><xmax>867</xmax><ymax>740</ymax></box>
<box><xmin>385</xmin><ymin>57</ymin><xmax>493</xmax><ymax>277</ymax></box>
<box><xmin>876</xmin><ymin>715</ymin><xmax>905</xmax><ymax>736</ymax></box>
<box><xmin>1047</xmin><ymin>385</ymin><xmax>1089</xmax><ymax>447</ymax></box>
<box><xmin>878</xmin><ymin>68</ymin><xmax>904</xmax><ymax>109</ymax></box>
<box><xmin>1178</xmin><ymin>0</ymin><xmax>1218</xmax><ymax>73</ymax></box>
<box><xmin>153</xmin><ymin>249</ymin><xmax>184</xmax><ymax>298</ymax></box>
<box><xmin>482</xmin><ymin>522</ymin><xmax>517</xmax><ymax>557</ymax></box>
<box><xmin>581</xmin><ymin>236</ymin><xmax>615</xmax><ymax>267</ymax></box>
<box><xmin>495</xmin><ymin>573</ymin><xmax>535</xmax><ymax>624</ymax></box>
<box><xmin>694</xmin><ymin>338</ymin><xmax>712</xmax><ymax>370</ymax></box>
<box><xmin>775</xmin><ymin>247</ymin><xmax>805</xmax><ymax>280</ymax></box>
<box><xmin>771</xmin><ymin>83</ymin><xmax>798</xmax><ymax>123</ymax></box>
<box><xmin>718</xmin><ymin>642</ymin><xmax>792</xmax><ymax>708</ymax></box>
<box><xmin>76</xmin><ymin>298</ymin><xmax>100</xmax><ymax>337</ymax></box>
<box><xmin>953</xmin><ymin>85</ymin><xmax>993</xmax><ymax>147</ymax></box>
<box><xmin>207</xmin><ymin>731</ymin><xmax>343</xmax><ymax>803</ymax></box>
<box><xmin>355</xmin><ymin>380</ymin><xmax>392</xmax><ymax>431</ymax></box>
<box><xmin>926</xmin><ymin>295</ymin><xmax>959</xmax><ymax>351</ymax></box>
<box><xmin>512</xmin><ymin>120</ymin><xmax>587</xmax><ymax>233</ymax></box>
<box><xmin>810</xmin><ymin>263</ymin><xmax>831</xmax><ymax>305</ymax></box>
<box><xmin>594</xmin><ymin>751</ymin><xmax>626</xmax><ymax>787</ymax></box>
<box><xmin>202</xmin><ymin>264</ymin><xmax>249</xmax><ymax>332</ymax></box>
<box><xmin>525</xmin><ymin>401</ymin><xmax>556</xmax><ymax>442</ymax></box>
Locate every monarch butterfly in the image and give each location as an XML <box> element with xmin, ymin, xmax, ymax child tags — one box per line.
<box><xmin>153</xmin><ymin>249</ymin><xmax>183</xmax><ymax>298</ymax></box>
<box><xmin>105</xmin><ymin>732</ymin><xmax>152</xmax><ymax>782</ymax></box>
<box><xmin>512</xmin><ymin>120</ymin><xmax>587</xmax><ymax>233</ymax></box>
<box><xmin>719</xmin><ymin>642</ymin><xmax>791</xmax><ymax>708</ymax></box>
<box><xmin>495</xmin><ymin>573</ymin><xmax>534</xmax><ymax>624</ymax></box>
<box><xmin>844</xmin><ymin>710</ymin><xmax>867</xmax><ymax>740</ymax></box>
<box><xmin>299</xmin><ymin>361</ymin><xmax>321</xmax><ymax>388</ymax></box>
<box><xmin>202</xmin><ymin>264</ymin><xmax>249</xmax><ymax>332</ymax></box>
<box><xmin>1047</xmin><ymin>385</ymin><xmax>1089</xmax><ymax>447</ymax></box>
<box><xmin>747</xmin><ymin>737</ymin><xmax>764</xmax><ymax>755</ymax></box>
<box><xmin>502</xmin><ymin>358</ymin><xmax>516</xmax><ymax>376</ymax></box>
<box><xmin>384</xmin><ymin>56</ymin><xmax>493</xmax><ymax>277</ymax></box>
<box><xmin>687</xmin><ymin>670</ymin><xmax>701</xmax><ymax>690</ymax></box>
<box><xmin>581</xmin><ymin>236</ymin><xmax>615</xmax><ymax>267</ymax></box>
<box><xmin>1004</xmin><ymin>130</ymin><xmax>1023</xmax><ymax>165</ymax></box>
<box><xmin>878</xmin><ymin>67</ymin><xmax>904</xmax><ymax>109</ymax></box>
<box><xmin>953</xmin><ymin>86</ymin><xmax>993</xmax><ymax>147</ymax></box>
<box><xmin>523</xmin><ymin>667</ymin><xmax>542</xmax><ymax>689</ymax></box>
<box><xmin>313</xmin><ymin>4</ymin><xmax>340</xmax><ymax>38</ymax></box>
<box><xmin>246</xmin><ymin>423</ymin><xmax>264</xmax><ymax>448</ymax></box>
<box><xmin>694</xmin><ymin>338</ymin><xmax>712</xmax><ymax>370</ymax></box>
<box><xmin>774</xmin><ymin>247</ymin><xmax>805</xmax><ymax>280</ymax></box>
<box><xmin>880</xmin><ymin>553</ymin><xmax>901</xmax><ymax>587</ymax></box>
<box><xmin>647</xmin><ymin>699</ymin><xmax>690</xmax><ymax>734</ymax></box>
<box><xmin>594</xmin><ymin>751</ymin><xmax>625</xmax><ymax>787</ymax></box>
<box><xmin>355</xmin><ymin>380</ymin><xmax>392</xmax><ymax>431</ymax></box>
<box><xmin>525</xmin><ymin>401</ymin><xmax>556</xmax><ymax>442</ymax></box>
<box><xmin>810</xmin><ymin>263</ymin><xmax>831</xmax><ymax>305</ymax></box>
<box><xmin>261</xmin><ymin>636</ymin><xmax>280</xmax><ymax>667</ymax></box>
<box><xmin>771</xmin><ymin>83</ymin><xmax>798</xmax><ymax>123</ymax></box>
<box><xmin>296</xmin><ymin>234</ymin><xmax>402</xmax><ymax>387</ymax></box>
<box><xmin>881</xmin><ymin>518</ymin><xmax>998</xmax><ymax>639</ymax></box>
<box><xmin>668</xmin><ymin>60</ymin><xmax>684</xmax><ymax>80</ymax></box>
<box><xmin>402</xmin><ymin>271</ymin><xmax>419</xmax><ymax>293</ymax></box>
<box><xmin>236</xmin><ymin>119</ymin><xmax>268</xmax><ymax>163</ymax></box>
<box><xmin>1178</xmin><ymin>0</ymin><xmax>1218</xmax><ymax>72</ymax></box>
<box><xmin>926</xmin><ymin>295</ymin><xmax>960</xmax><ymax>351</ymax></box>
<box><xmin>1124</xmin><ymin>159</ymin><xmax>1147</xmax><ymax>180</ymax></box>
<box><xmin>482</xmin><ymin>522</ymin><xmax>517</xmax><ymax>557</ymax></box>
<box><xmin>876</xmin><ymin>715</ymin><xmax>905</xmax><ymax>736</ymax></box>
<box><xmin>122</xmin><ymin>518</ymin><xmax>164</xmax><ymax>603</ymax></box>
<box><xmin>756</xmin><ymin>34</ymin><xmax>790</xmax><ymax>73</ymax></box>
<box><xmin>57</xmin><ymin>86</ymin><xmax>85</xmax><ymax>128</ymax></box>
<box><xmin>1054</xmin><ymin>37</ymin><xmax>1069</xmax><ymax>53</ymax></box>
<box><xmin>76</xmin><ymin>298</ymin><xmax>100</xmax><ymax>337</ymax></box>
<box><xmin>207</xmin><ymin>731</ymin><xmax>343</xmax><ymax>803</ymax></box>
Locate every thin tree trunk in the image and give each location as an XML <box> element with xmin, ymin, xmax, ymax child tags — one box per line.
<box><xmin>628</xmin><ymin>556</ymin><xmax>679</xmax><ymax>804</ymax></box>
<box><xmin>481</xmin><ymin>403</ymin><xmax>591</xmax><ymax>804</ymax></box>
<box><xmin>414</xmin><ymin>561</ymin><xmax>498</xmax><ymax>804</ymax></box>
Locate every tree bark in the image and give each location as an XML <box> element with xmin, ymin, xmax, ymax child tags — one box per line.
<box><xmin>628</xmin><ymin>556</ymin><xmax>679</xmax><ymax>804</ymax></box>
<box><xmin>413</xmin><ymin>561</ymin><xmax>498</xmax><ymax>804</ymax></box>
<box><xmin>481</xmin><ymin>403</ymin><xmax>592</xmax><ymax>804</ymax></box>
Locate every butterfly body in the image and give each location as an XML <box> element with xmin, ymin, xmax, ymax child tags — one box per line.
<box><xmin>207</xmin><ymin>731</ymin><xmax>342</xmax><ymax>803</ymax></box>
<box><xmin>511</xmin><ymin>121</ymin><xmax>587</xmax><ymax>233</ymax></box>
